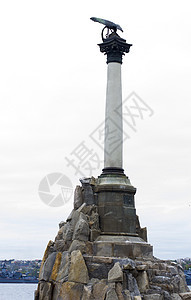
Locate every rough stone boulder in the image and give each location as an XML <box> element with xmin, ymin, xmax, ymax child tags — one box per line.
<box><xmin>108</xmin><ymin>262</ymin><xmax>123</xmax><ymax>283</ymax></box>
<box><xmin>68</xmin><ymin>250</ymin><xmax>89</xmax><ymax>284</ymax></box>
<box><xmin>39</xmin><ymin>252</ymin><xmax>57</xmax><ymax>281</ymax></box>
<box><xmin>74</xmin><ymin>185</ymin><xmax>83</xmax><ymax>210</ymax></box>
<box><xmin>72</xmin><ymin>213</ymin><xmax>90</xmax><ymax>241</ymax></box>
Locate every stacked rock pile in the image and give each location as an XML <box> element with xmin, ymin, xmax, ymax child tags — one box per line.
<box><xmin>35</xmin><ymin>181</ymin><xmax>191</xmax><ymax>300</ymax></box>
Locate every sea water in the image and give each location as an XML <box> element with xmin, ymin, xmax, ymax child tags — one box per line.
<box><xmin>0</xmin><ymin>283</ymin><xmax>190</xmax><ymax>299</ymax></box>
<box><xmin>0</xmin><ymin>283</ymin><xmax>37</xmax><ymax>300</ymax></box>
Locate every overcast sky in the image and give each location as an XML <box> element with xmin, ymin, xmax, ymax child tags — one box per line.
<box><xmin>0</xmin><ymin>0</ymin><xmax>191</xmax><ymax>261</ymax></box>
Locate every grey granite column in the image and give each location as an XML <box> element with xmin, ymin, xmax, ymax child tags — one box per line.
<box><xmin>98</xmin><ymin>32</ymin><xmax>132</xmax><ymax>174</ymax></box>
<box><xmin>104</xmin><ymin>62</ymin><xmax>123</xmax><ymax>169</ymax></box>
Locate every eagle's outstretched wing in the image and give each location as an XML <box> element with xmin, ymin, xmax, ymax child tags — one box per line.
<box><xmin>90</xmin><ymin>17</ymin><xmax>123</xmax><ymax>32</ymax></box>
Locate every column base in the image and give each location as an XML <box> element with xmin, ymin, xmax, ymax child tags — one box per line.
<box><xmin>96</xmin><ymin>171</ymin><xmax>137</xmax><ymax>235</ymax></box>
<box><xmin>97</xmin><ymin>169</ymin><xmax>136</xmax><ymax>193</ymax></box>
<box><xmin>102</xmin><ymin>167</ymin><xmax>124</xmax><ymax>175</ymax></box>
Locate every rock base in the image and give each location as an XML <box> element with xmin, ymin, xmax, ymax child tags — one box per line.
<box><xmin>35</xmin><ymin>249</ymin><xmax>190</xmax><ymax>300</ymax></box>
<box><xmin>35</xmin><ymin>178</ymin><xmax>190</xmax><ymax>299</ymax></box>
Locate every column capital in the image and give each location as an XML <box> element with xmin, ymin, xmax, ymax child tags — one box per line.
<box><xmin>98</xmin><ymin>32</ymin><xmax>132</xmax><ymax>64</ymax></box>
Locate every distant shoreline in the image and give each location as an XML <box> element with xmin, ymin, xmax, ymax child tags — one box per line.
<box><xmin>0</xmin><ymin>278</ymin><xmax>38</xmax><ymax>284</ymax></box>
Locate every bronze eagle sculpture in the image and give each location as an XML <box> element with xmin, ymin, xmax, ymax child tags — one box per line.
<box><xmin>90</xmin><ymin>17</ymin><xmax>123</xmax><ymax>33</ymax></box>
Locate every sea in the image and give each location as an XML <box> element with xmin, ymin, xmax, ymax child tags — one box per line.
<box><xmin>0</xmin><ymin>283</ymin><xmax>37</xmax><ymax>300</ymax></box>
<box><xmin>0</xmin><ymin>283</ymin><xmax>190</xmax><ymax>299</ymax></box>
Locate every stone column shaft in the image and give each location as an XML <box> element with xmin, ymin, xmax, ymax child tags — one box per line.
<box><xmin>98</xmin><ymin>32</ymin><xmax>132</xmax><ymax>174</ymax></box>
<box><xmin>104</xmin><ymin>62</ymin><xmax>123</xmax><ymax>169</ymax></box>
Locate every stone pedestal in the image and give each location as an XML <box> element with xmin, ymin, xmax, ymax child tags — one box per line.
<box><xmin>96</xmin><ymin>172</ymin><xmax>137</xmax><ymax>235</ymax></box>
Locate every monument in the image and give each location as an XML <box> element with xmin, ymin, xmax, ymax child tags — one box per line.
<box><xmin>35</xmin><ymin>18</ymin><xmax>190</xmax><ymax>300</ymax></box>
<box><xmin>90</xmin><ymin>17</ymin><xmax>153</xmax><ymax>259</ymax></box>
